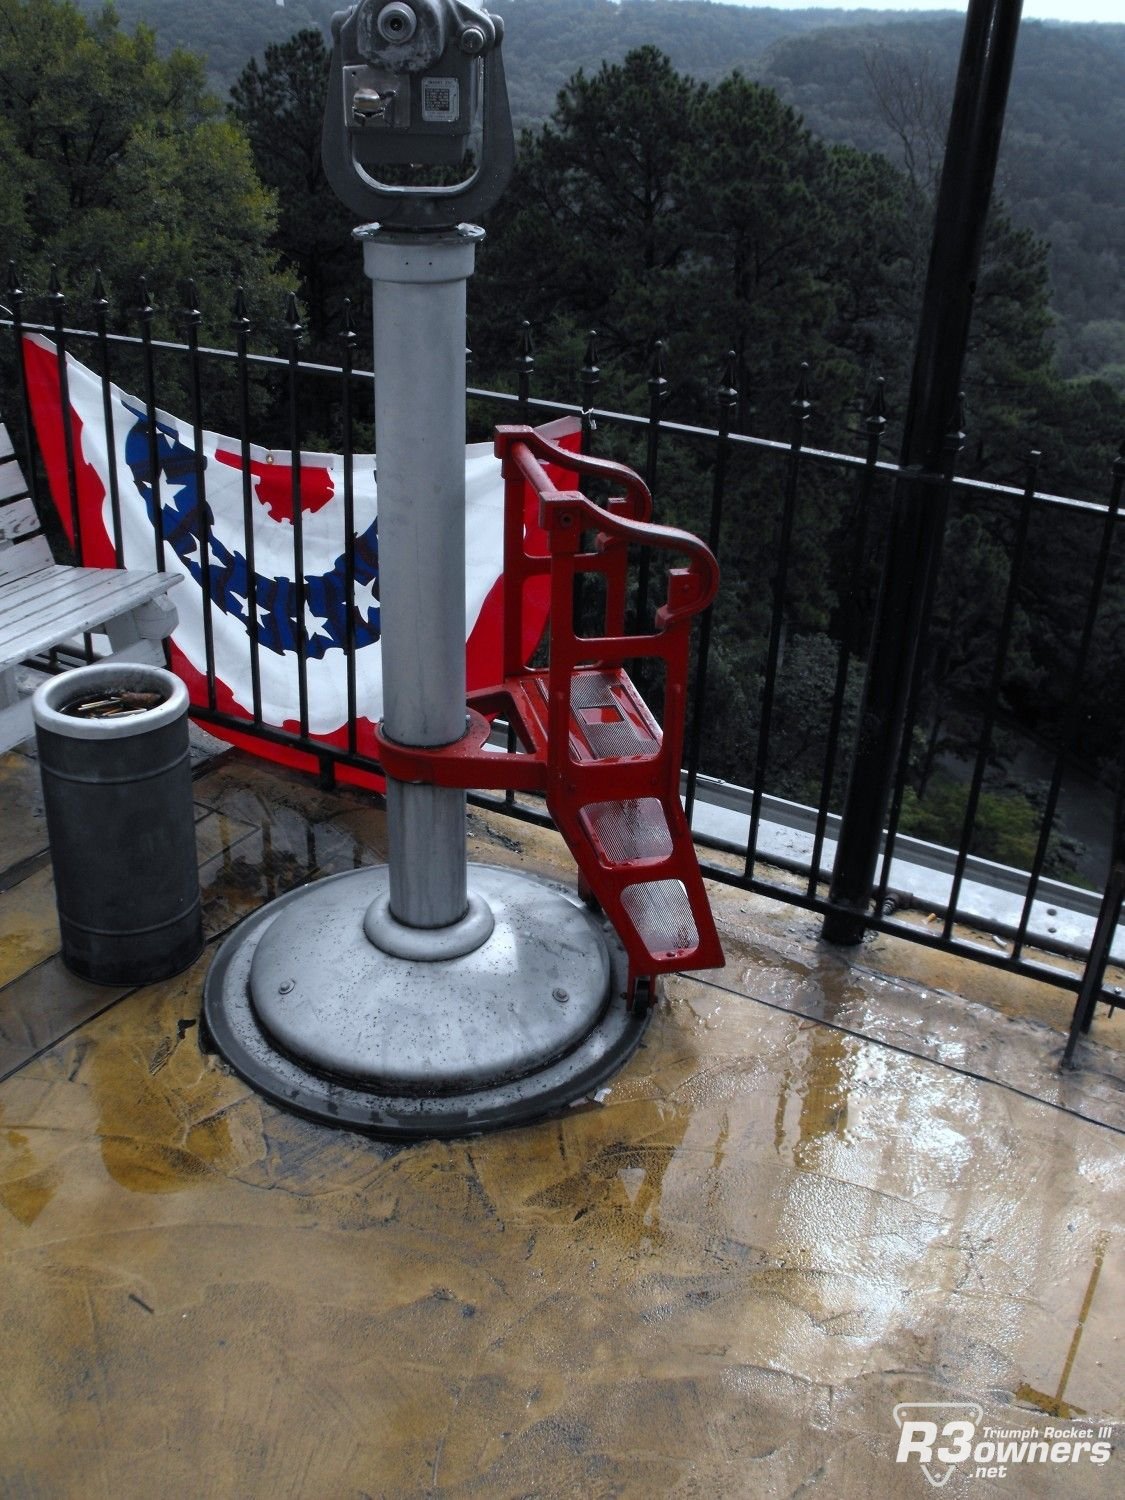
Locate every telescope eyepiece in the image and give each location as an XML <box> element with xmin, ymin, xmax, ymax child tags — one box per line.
<box><xmin>376</xmin><ymin>3</ymin><xmax>417</xmax><ymax>45</ymax></box>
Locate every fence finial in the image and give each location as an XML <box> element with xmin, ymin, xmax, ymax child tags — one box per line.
<box><xmin>134</xmin><ymin>276</ymin><xmax>153</xmax><ymax>322</ymax></box>
<box><xmin>285</xmin><ymin>292</ymin><xmax>303</xmax><ymax>344</ymax></box>
<box><xmin>180</xmin><ymin>278</ymin><xmax>202</xmax><ymax>326</ymax></box>
<box><xmin>865</xmin><ymin>376</ymin><xmax>887</xmax><ymax>432</ymax></box>
<box><xmin>582</xmin><ymin>329</ymin><xmax>600</xmax><ymax>384</ymax></box>
<box><xmin>648</xmin><ymin>338</ymin><xmax>668</xmax><ymax>398</ymax></box>
<box><xmin>516</xmin><ymin>319</ymin><xmax>534</xmax><ymax>418</ymax></box>
<box><xmin>791</xmin><ymin>361</ymin><xmax>812</xmax><ymax>422</ymax></box>
<box><xmin>943</xmin><ymin>390</ymin><xmax>967</xmax><ymax>464</ymax></box>
<box><xmin>717</xmin><ymin>349</ymin><xmax>738</xmax><ymax>410</ymax></box>
<box><xmin>340</xmin><ymin>296</ymin><xmax>357</xmax><ymax>349</ymax></box>
<box><xmin>232</xmin><ymin>285</ymin><xmax>249</xmax><ymax>330</ymax></box>
<box><xmin>517</xmin><ymin>319</ymin><xmax>534</xmax><ymax>373</ymax></box>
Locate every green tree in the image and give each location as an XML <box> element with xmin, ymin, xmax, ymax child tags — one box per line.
<box><xmin>230</xmin><ymin>27</ymin><xmax>359</xmax><ymax>344</ymax></box>
<box><xmin>472</xmin><ymin>47</ymin><xmax>705</xmax><ymax>388</ymax></box>
<box><xmin>0</xmin><ymin>0</ymin><xmax>286</xmax><ymax>335</ymax></box>
<box><xmin>473</xmin><ymin>49</ymin><xmax>922</xmax><ymax>439</ymax></box>
<box><xmin>684</xmin><ymin>76</ymin><xmax>837</xmax><ymax>404</ymax></box>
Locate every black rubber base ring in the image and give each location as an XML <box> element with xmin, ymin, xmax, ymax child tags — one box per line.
<box><xmin>201</xmin><ymin>871</ymin><xmax>649</xmax><ymax>1140</ymax></box>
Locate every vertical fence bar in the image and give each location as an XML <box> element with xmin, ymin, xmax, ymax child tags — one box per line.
<box><xmin>47</xmin><ymin>266</ymin><xmax>83</xmax><ymax>564</ymax></box>
<box><xmin>744</xmin><ymin>364</ymin><xmax>811</xmax><ymax>878</ymax></box>
<box><xmin>285</xmin><ymin>294</ymin><xmax>310</xmax><ymax>742</ymax></box>
<box><xmin>1011</xmin><ymin>442</ymin><xmax>1123</xmax><ymax>961</ymax></box>
<box><xmin>824</xmin><ymin>0</ymin><xmax>1025</xmax><ymax>943</ymax></box>
<box><xmin>516</xmin><ymin>320</ymin><xmax>533</xmax><ymax>424</ymax></box>
<box><xmin>180</xmin><ymin>279</ymin><xmax>217</xmax><ymax>710</ymax></box>
<box><xmin>340</xmin><ymin>298</ymin><xmax>359</xmax><ymax>758</ymax></box>
<box><xmin>6</xmin><ymin>264</ymin><xmax>42</xmax><ymax>519</ymax></box>
<box><xmin>91</xmin><ymin>270</ymin><xmax>125</xmax><ymax>567</ymax></box>
<box><xmin>233</xmin><ymin>287</ymin><xmax>263</xmax><ymax>725</ymax></box>
<box><xmin>684</xmin><ymin>350</ymin><xmax>737</xmax><ymax>822</ymax></box>
<box><xmin>505</xmin><ymin>320</ymin><xmax>536</xmax><ymax>802</ymax></box>
<box><xmin>580</xmin><ymin>330</ymin><xmax>600</xmax><ymax>456</ymax></box>
<box><xmin>875</xmin><ymin>410</ymin><xmax>965</xmax><ymax>914</ymax></box>
<box><xmin>634</xmin><ymin>339</ymin><xmax>667</xmax><ymax>632</ymax></box>
<box><xmin>941</xmin><ymin>448</ymin><xmax>1040</xmax><ymax>939</ymax></box>
<box><xmin>1062</xmin><ymin>775</ymin><xmax>1125</xmax><ymax>1067</ymax></box>
<box><xmin>807</xmin><ymin>380</ymin><xmax>887</xmax><ymax>897</ymax></box>
<box><xmin>134</xmin><ymin>277</ymin><xmax>166</xmax><ymax>573</ymax></box>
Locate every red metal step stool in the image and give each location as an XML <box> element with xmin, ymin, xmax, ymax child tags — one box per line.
<box><xmin>375</xmin><ymin>425</ymin><xmax>724</xmax><ymax>1003</ymax></box>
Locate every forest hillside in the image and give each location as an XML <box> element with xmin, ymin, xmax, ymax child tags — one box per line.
<box><xmin>7</xmin><ymin>2</ymin><xmax>1123</xmax><ymax>867</ymax></box>
<box><xmin>73</xmin><ymin>0</ymin><xmax>1125</xmax><ymax>389</ymax></box>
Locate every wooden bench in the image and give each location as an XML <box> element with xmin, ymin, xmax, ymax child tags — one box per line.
<box><xmin>0</xmin><ymin>419</ymin><xmax>181</xmax><ymax>752</ymax></box>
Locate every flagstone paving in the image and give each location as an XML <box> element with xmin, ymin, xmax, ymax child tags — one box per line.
<box><xmin>1</xmin><ymin>743</ymin><xmax>1122</xmax><ymax>1498</ymax></box>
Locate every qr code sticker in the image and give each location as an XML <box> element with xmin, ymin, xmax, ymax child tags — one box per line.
<box><xmin>422</xmin><ymin>77</ymin><xmax>459</xmax><ymax>123</ymax></box>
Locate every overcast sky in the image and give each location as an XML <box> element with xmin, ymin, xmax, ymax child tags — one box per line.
<box><xmin>717</xmin><ymin>2</ymin><xmax>1124</xmax><ymax>24</ymax></box>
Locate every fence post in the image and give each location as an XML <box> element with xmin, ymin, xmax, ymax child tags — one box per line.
<box><xmin>580</xmin><ymin>329</ymin><xmax>600</xmax><ymax>455</ymax></box>
<box><xmin>746</xmin><ymin>363</ymin><xmax>812</xmax><ymax>876</ymax></box>
<box><xmin>516</xmin><ymin>319</ymin><xmax>534</xmax><ymax>424</ymax></box>
<box><xmin>6</xmin><ymin>264</ymin><xmax>42</xmax><ymax>524</ymax></box>
<box><xmin>284</xmin><ymin>292</ymin><xmax>310</xmax><ymax>742</ymax></box>
<box><xmin>634</xmin><ymin>338</ymin><xmax>668</xmax><ymax>632</ymax></box>
<box><xmin>229</xmin><ymin>287</ymin><xmax>264</xmax><ymax>726</ymax></box>
<box><xmin>823</xmin><ymin>0</ymin><xmax>1025</xmax><ymax>944</ymax></box>
<box><xmin>46</xmin><ymin>265</ymin><xmax>83</xmax><ymax>564</ymax></box>
<box><xmin>133</xmin><ymin>275</ymin><xmax>165</xmax><ymax>576</ymax></box>
<box><xmin>808</xmin><ymin>379</ymin><xmax>887</xmax><ymax>896</ymax></box>
<box><xmin>340</xmin><ymin>298</ymin><xmax>359</xmax><ymax>758</ymax></box>
<box><xmin>179</xmin><ymin>279</ymin><xmax>216</xmax><ymax>708</ymax></box>
<box><xmin>1062</xmin><ymin>779</ymin><xmax>1124</xmax><ymax>1069</ymax></box>
<box><xmin>91</xmin><ymin>269</ymin><xmax>125</xmax><ymax>568</ymax></box>
<box><xmin>684</xmin><ymin>350</ymin><xmax>738</xmax><ymax>821</ymax></box>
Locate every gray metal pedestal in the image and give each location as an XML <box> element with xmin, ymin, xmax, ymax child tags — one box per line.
<box><xmin>202</xmin><ymin>229</ymin><xmax>650</xmax><ymax>1139</ymax></box>
<box><xmin>202</xmin><ymin>864</ymin><xmax>648</xmax><ymax>1139</ymax></box>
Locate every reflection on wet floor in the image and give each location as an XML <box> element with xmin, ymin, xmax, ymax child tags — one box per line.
<box><xmin>0</xmin><ymin>745</ymin><xmax>1122</xmax><ymax>1497</ymax></box>
<box><xmin>1017</xmin><ymin>1232</ymin><xmax>1110</xmax><ymax>1421</ymax></box>
<box><xmin>773</xmin><ymin>1023</ymin><xmax>852</xmax><ymax>1168</ymax></box>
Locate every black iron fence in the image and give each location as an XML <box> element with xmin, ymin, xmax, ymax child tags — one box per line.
<box><xmin>2</xmin><ymin>270</ymin><xmax>1122</xmax><ymax>1058</ymax></box>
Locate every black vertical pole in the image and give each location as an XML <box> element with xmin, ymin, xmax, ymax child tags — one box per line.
<box><xmin>634</xmin><ymin>339</ymin><xmax>668</xmax><ymax>633</ymax></box>
<box><xmin>7</xmin><ymin>264</ymin><xmax>42</xmax><ymax>520</ymax></box>
<box><xmin>516</xmin><ymin>320</ymin><xmax>533</xmax><ymax>424</ymax></box>
<box><xmin>684</xmin><ymin>350</ymin><xmax>737</xmax><ymax>822</ymax></box>
<box><xmin>135</xmin><ymin>276</ymin><xmax>165</xmax><ymax>575</ymax></box>
<box><xmin>823</xmin><ymin>0</ymin><xmax>1024</xmax><ymax>944</ymax></box>
<box><xmin>580</xmin><ymin>330</ymin><xmax>600</xmax><ymax>456</ymax></box>
<box><xmin>92</xmin><ymin>270</ymin><xmax>125</xmax><ymax>568</ymax></box>
<box><xmin>340</xmin><ymin>299</ymin><xmax>359</xmax><ymax>759</ymax></box>
<box><xmin>180</xmin><ymin>279</ymin><xmax>217</xmax><ymax>711</ymax></box>
<box><xmin>1061</xmin><ymin>773</ymin><xmax>1124</xmax><ymax>1070</ymax></box>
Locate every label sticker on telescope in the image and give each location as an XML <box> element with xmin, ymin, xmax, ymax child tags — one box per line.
<box><xmin>421</xmin><ymin>76</ymin><xmax>459</xmax><ymax>123</ymax></box>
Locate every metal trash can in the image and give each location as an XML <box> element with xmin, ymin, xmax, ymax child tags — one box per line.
<box><xmin>32</xmin><ymin>662</ymin><xmax>203</xmax><ymax>985</ymax></box>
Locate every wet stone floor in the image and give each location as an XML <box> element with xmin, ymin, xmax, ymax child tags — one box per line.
<box><xmin>0</xmin><ymin>743</ymin><xmax>1122</xmax><ymax>1498</ymax></box>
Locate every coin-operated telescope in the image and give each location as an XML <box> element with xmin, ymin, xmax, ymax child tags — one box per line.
<box><xmin>205</xmin><ymin>0</ymin><xmax>722</xmax><ymax>1142</ymax></box>
<box><xmin>322</xmin><ymin>0</ymin><xmax>514</xmax><ymax>229</ymax></box>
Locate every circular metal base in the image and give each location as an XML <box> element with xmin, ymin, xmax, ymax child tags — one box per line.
<box><xmin>203</xmin><ymin>864</ymin><xmax>648</xmax><ymax>1139</ymax></box>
